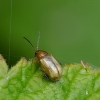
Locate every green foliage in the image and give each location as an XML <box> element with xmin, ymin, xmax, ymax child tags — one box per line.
<box><xmin>0</xmin><ymin>54</ymin><xmax>100</xmax><ymax>100</ymax></box>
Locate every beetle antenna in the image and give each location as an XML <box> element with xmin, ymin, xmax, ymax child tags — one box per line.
<box><xmin>37</xmin><ymin>31</ymin><xmax>40</xmax><ymax>50</ymax></box>
<box><xmin>23</xmin><ymin>37</ymin><xmax>36</xmax><ymax>51</ymax></box>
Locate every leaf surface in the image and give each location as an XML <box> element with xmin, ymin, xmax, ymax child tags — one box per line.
<box><xmin>0</xmin><ymin>55</ymin><xmax>100</xmax><ymax>100</ymax></box>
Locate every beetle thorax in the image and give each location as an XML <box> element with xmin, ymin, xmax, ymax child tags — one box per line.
<box><xmin>35</xmin><ymin>50</ymin><xmax>48</xmax><ymax>60</ymax></box>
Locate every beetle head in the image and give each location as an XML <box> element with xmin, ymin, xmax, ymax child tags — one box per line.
<box><xmin>35</xmin><ymin>50</ymin><xmax>48</xmax><ymax>60</ymax></box>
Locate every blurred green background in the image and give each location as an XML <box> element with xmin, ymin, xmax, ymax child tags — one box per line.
<box><xmin>0</xmin><ymin>0</ymin><xmax>100</xmax><ymax>67</ymax></box>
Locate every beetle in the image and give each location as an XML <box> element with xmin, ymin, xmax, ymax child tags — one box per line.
<box><xmin>23</xmin><ymin>33</ymin><xmax>62</xmax><ymax>81</ymax></box>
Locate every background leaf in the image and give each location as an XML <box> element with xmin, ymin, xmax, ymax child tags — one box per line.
<box><xmin>0</xmin><ymin>0</ymin><xmax>100</xmax><ymax>67</ymax></box>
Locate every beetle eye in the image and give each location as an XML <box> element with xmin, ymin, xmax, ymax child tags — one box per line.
<box><xmin>35</xmin><ymin>50</ymin><xmax>39</xmax><ymax>56</ymax></box>
<box><xmin>35</xmin><ymin>52</ymin><xmax>37</xmax><ymax>56</ymax></box>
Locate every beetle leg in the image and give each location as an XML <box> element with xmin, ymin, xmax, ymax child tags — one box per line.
<box><xmin>59</xmin><ymin>62</ymin><xmax>62</xmax><ymax>65</ymax></box>
<box><xmin>40</xmin><ymin>68</ymin><xmax>49</xmax><ymax>80</ymax></box>
<box><xmin>43</xmin><ymin>73</ymin><xmax>49</xmax><ymax>79</ymax></box>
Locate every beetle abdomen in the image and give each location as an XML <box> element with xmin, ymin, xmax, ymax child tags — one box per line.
<box><xmin>40</xmin><ymin>54</ymin><xmax>62</xmax><ymax>81</ymax></box>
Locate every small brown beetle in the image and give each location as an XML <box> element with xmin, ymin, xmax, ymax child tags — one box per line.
<box><xmin>23</xmin><ymin>34</ymin><xmax>62</xmax><ymax>81</ymax></box>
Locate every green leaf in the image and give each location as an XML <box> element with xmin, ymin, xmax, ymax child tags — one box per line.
<box><xmin>0</xmin><ymin>54</ymin><xmax>100</xmax><ymax>100</ymax></box>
